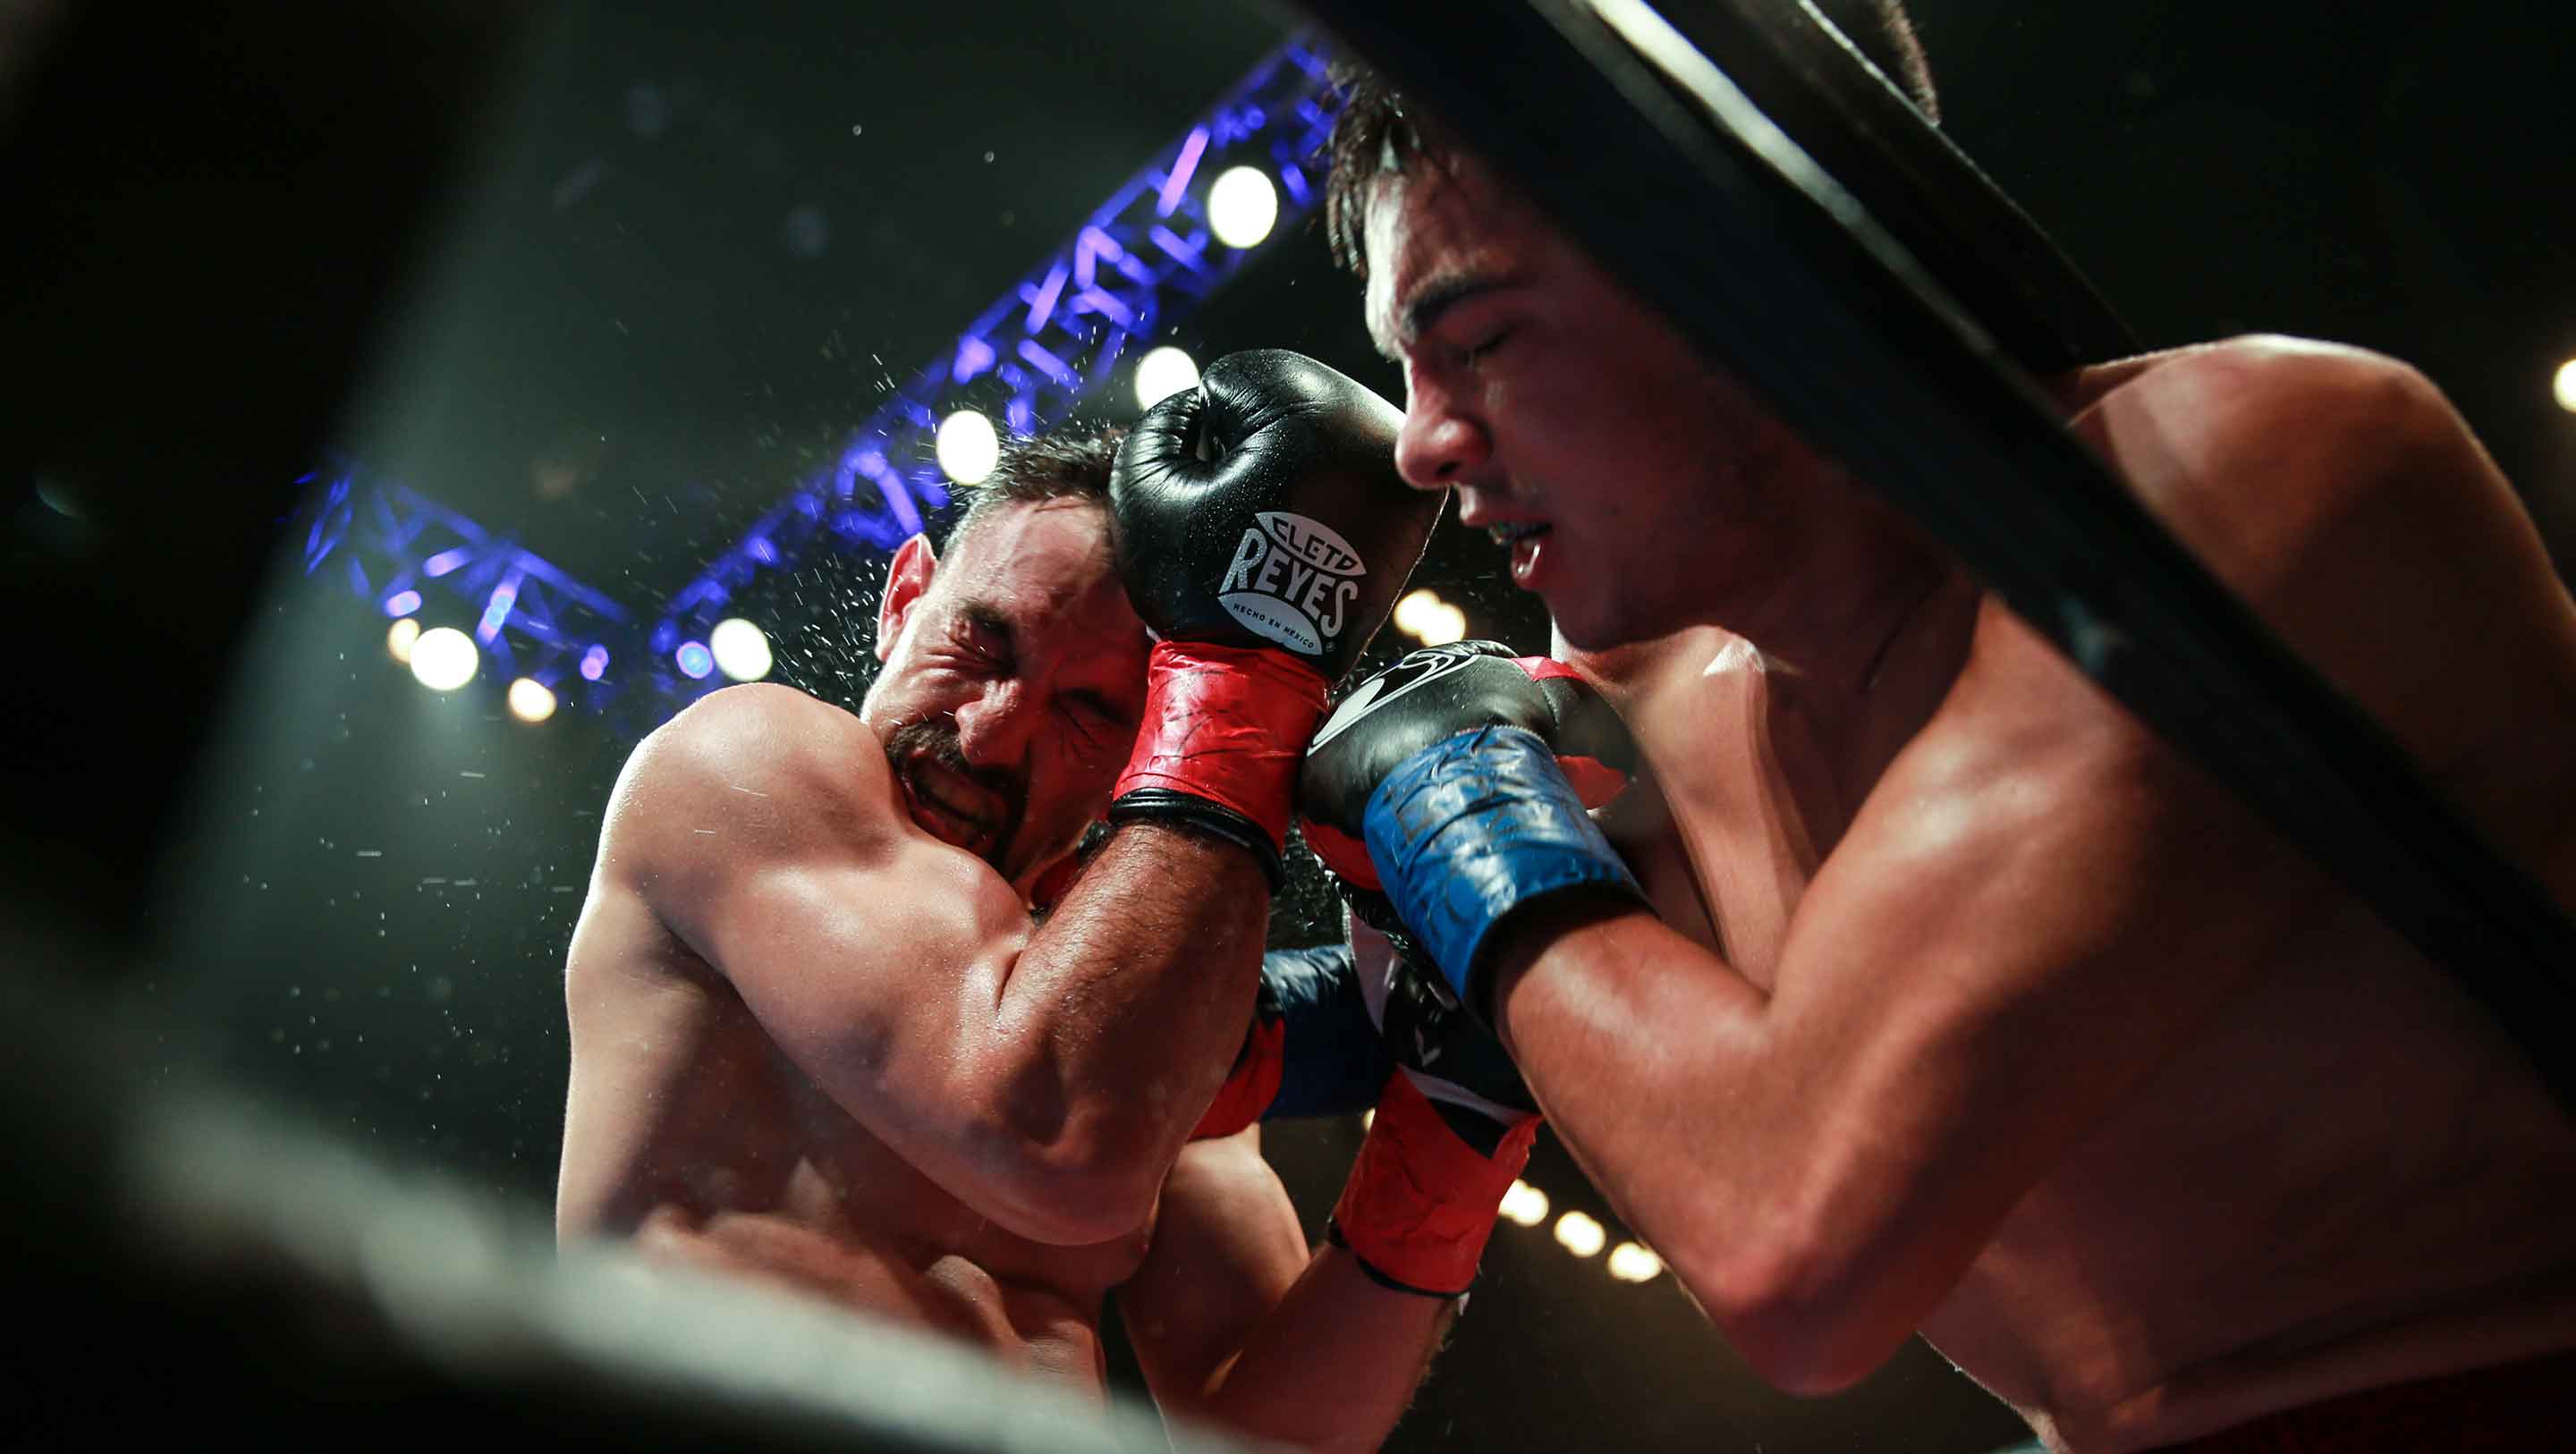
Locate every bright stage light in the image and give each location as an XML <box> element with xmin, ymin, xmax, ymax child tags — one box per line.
<box><xmin>409</xmin><ymin>627</ymin><xmax>479</xmax><ymax>692</ymax></box>
<box><xmin>1393</xmin><ymin>588</ymin><xmax>1470</xmax><ymax>647</ymax></box>
<box><xmin>506</xmin><ymin>678</ymin><xmax>557</xmax><ymax>723</ymax></box>
<box><xmin>1208</xmin><ymin>165</ymin><xmax>1279</xmax><ymax>249</ymax></box>
<box><xmin>1135</xmin><ymin>346</ymin><xmax>1200</xmax><ymax>410</ymax></box>
<box><xmin>1393</xmin><ymin>588</ymin><xmax>1440</xmax><ymax>638</ymax></box>
<box><xmin>710</xmin><ymin>618</ymin><xmax>774</xmax><ymax>681</ymax></box>
<box><xmin>2555</xmin><ymin>359</ymin><xmax>2576</xmax><ymax>414</ymax></box>
<box><xmin>675</xmin><ymin>641</ymin><xmax>716</xmax><ymax>681</ymax></box>
<box><xmin>1499</xmin><ymin>1179</ymin><xmax>1550</xmax><ymax>1228</ymax></box>
<box><xmin>1554</xmin><ymin>1211</ymin><xmax>1606</xmax><ymax>1259</ymax></box>
<box><xmin>383</xmin><ymin>589</ymin><xmax>423</xmax><ymax>618</ymax></box>
<box><xmin>1607</xmin><ymin>1242</ymin><xmax>1665</xmax><ymax>1284</ymax></box>
<box><xmin>936</xmin><ymin>409</ymin><xmax>1001</xmax><ymax>485</ymax></box>
<box><xmin>386</xmin><ymin>617</ymin><xmax>421</xmax><ymax>665</ymax></box>
<box><xmin>1418</xmin><ymin>604</ymin><xmax>1469</xmax><ymax>647</ymax></box>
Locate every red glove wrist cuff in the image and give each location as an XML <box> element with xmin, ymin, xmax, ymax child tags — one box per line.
<box><xmin>1190</xmin><ymin>1015</ymin><xmax>1287</xmax><ymax>1142</ymax></box>
<box><xmin>1331</xmin><ymin>1069</ymin><xmax>1539</xmax><ymax>1297</ymax></box>
<box><xmin>1115</xmin><ymin>641</ymin><xmax>1328</xmax><ymax>852</ymax></box>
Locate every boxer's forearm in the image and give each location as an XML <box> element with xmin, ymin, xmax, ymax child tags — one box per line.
<box><xmin>976</xmin><ymin>824</ymin><xmax>1273</xmax><ymax>1230</ymax></box>
<box><xmin>1484</xmin><ymin>898</ymin><xmax>1851</xmax><ymax>1374</ymax></box>
<box><xmin>1181</xmin><ymin>1246</ymin><xmax>1454</xmax><ymax>1453</ymax></box>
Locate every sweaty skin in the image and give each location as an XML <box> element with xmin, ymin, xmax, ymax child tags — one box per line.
<box><xmin>1367</xmin><ymin>154</ymin><xmax>2576</xmax><ymax>1452</ymax></box>
<box><xmin>556</xmin><ymin>500</ymin><xmax>1452</xmax><ymax>1446</ymax></box>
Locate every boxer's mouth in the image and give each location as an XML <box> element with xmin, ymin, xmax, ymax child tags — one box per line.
<box><xmin>903</xmin><ymin>759</ymin><xmax>1003</xmax><ymax>853</ymax></box>
<box><xmin>1485</xmin><ymin>519</ymin><xmax>1554</xmax><ymax>588</ymax></box>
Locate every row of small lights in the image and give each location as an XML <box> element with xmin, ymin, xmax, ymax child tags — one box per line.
<box><xmin>1355</xmin><ymin>1111</ymin><xmax>1663</xmax><ymax>1285</ymax></box>
<box><xmin>386</xmin><ymin>611</ymin><xmax>775</xmax><ymax>720</ymax></box>
<box><xmin>384</xmin><ymin>577</ymin><xmax>1463</xmax><ymax>720</ymax></box>
<box><xmin>1506</xmin><ymin>1178</ymin><xmax>1667</xmax><ymax>1284</ymax></box>
<box><xmin>386</xmin><ymin>571</ymin><xmax>1462</xmax><ymax>716</ymax></box>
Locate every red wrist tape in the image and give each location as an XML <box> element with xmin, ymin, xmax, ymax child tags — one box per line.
<box><xmin>1332</xmin><ymin>1069</ymin><xmax>1539</xmax><ymax>1297</ymax></box>
<box><xmin>1115</xmin><ymin>641</ymin><xmax>1329</xmax><ymax>852</ymax></box>
<box><xmin>1189</xmin><ymin>1015</ymin><xmax>1286</xmax><ymax>1141</ymax></box>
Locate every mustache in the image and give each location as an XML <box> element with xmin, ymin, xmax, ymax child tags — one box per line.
<box><xmin>883</xmin><ymin>718</ymin><xmax>1025</xmax><ymax>858</ymax></box>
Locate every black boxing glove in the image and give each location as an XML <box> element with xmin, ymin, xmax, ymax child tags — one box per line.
<box><xmin>1297</xmin><ymin>643</ymin><xmax>1644</xmax><ymax>1020</ymax></box>
<box><xmin>1112</xmin><ymin>350</ymin><xmax>1441</xmax><ymax>679</ymax></box>
<box><xmin>1298</xmin><ymin>641</ymin><xmax>1638</xmax><ymax>892</ymax></box>
<box><xmin>1107</xmin><ymin>351</ymin><xmax>1443</xmax><ymax>884</ymax></box>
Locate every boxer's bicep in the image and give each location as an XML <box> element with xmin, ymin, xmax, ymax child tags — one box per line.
<box><xmin>1117</xmin><ymin>1131</ymin><xmax>1307</xmax><ymax>1412</ymax></box>
<box><xmin>694</xmin><ymin>835</ymin><xmax>1030</xmax><ymax>1116</ymax></box>
<box><xmin>621</xmin><ymin>689</ymin><xmax>1075</xmax><ymax>1234</ymax></box>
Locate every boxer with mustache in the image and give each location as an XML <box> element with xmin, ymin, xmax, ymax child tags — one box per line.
<box><xmin>558</xmin><ymin>363</ymin><xmax>1494</xmax><ymax>1450</ymax></box>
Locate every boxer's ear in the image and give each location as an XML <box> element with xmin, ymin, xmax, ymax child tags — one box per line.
<box><xmin>877</xmin><ymin>533</ymin><xmax>937</xmax><ymax>663</ymax></box>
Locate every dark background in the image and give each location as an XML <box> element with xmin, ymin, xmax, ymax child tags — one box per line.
<box><xmin>9</xmin><ymin>1</ymin><xmax>2574</xmax><ymax>1450</ymax></box>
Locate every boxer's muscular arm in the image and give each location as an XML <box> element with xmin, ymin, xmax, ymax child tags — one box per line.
<box><xmin>1122</xmin><ymin>1129</ymin><xmax>1453</xmax><ymax>1451</ymax></box>
<box><xmin>603</xmin><ymin>684</ymin><xmax>1268</xmax><ymax>1246</ymax></box>
<box><xmin>1487</xmin><ymin>339</ymin><xmax>2576</xmax><ymax>1394</ymax></box>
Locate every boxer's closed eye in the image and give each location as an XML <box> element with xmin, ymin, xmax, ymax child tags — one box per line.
<box><xmin>1462</xmin><ymin>329</ymin><xmax>1515</xmax><ymax>368</ymax></box>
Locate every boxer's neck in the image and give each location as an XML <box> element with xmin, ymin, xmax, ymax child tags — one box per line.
<box><xmin>1726</xmin><ymin>516</ymin><xmax>1965</xmax><ymax>710</ymax></box>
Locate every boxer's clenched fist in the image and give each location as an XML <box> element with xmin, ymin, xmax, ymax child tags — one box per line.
<box><xmin>1112</xmin><ymin>349</ymin><xmax>1439</xmax><ymax>681</ymax></box>
<box><xmin>1297</xmin><ymin>642</ymin><xmax>1646</xmax><ymax>1020</ymax></box>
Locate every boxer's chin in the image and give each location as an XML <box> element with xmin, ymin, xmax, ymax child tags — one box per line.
<box><xmin>1541</xmin><ymin>577</ymin><xmax>1650</xmax><ymax>655</ymax></box>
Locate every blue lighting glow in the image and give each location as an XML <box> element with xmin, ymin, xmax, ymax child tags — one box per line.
<box><xmin>640</xmin><ymin>38</ymin><xmax>1339</xmax><ymax>719</ymax></box>
<box><xmin>298</xmin><ymin>463</ymin><xmax>632</xmax><ymax>719</ymax></box>
<box><xmin>298</xmin><ymin>37</ymin><xmax>1341</xmax><ymax>733</ymax></box>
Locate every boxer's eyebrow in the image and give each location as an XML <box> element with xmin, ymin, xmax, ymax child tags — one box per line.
<box><xmin>1401</xmin><ymin>272</ymin><xmax>1519</xmax><ymax>348</ymax></box>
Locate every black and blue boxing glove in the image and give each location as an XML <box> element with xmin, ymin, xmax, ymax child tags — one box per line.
<box><xmin>1297</xmin><ymin>642</ymin><xmax>1645</xmax><ymax>1025</ymax></box>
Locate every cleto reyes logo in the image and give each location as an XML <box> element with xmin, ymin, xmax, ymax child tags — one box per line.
<box><xmin>1217</xmin><ymin>511</ymin><xmax>1366</xmax><ymax>656</ymax></box>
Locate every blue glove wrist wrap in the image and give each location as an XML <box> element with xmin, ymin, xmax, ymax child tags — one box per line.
<box><xmin>1361</xmin><ymin>726</ymin><xmax>1644</xmax><ymax>1019</ymax></box>
<box><xmin>1261</xmin><ymin>944</ymin><xmax>1399</xmax><ymax>1121</ymax></box>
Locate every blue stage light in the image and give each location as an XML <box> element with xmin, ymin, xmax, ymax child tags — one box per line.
<box><xmin>300</xmin><ymin>37</ymin><xmax>1343</xmax><ymax>732</ymax></box>
<box><xmin>638</xmin><ymin>38</ymin><xmax>1341</xmax><ymax>718</ymax></box>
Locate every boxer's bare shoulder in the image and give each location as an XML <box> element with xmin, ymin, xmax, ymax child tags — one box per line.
<box><xmin>1900</xmin><ymin>338</ymin><xmax>2576</xmax><ymax>1448</ymax></box>
<box><xmin>2055</xmin><ymin>334</ymin><xmax>2576</xmax><ymax>860</ymax></box>
<box><xmin>601</xmin><ymin>682</ymin><xmax>905</xmax><ymax>887</ymax></box>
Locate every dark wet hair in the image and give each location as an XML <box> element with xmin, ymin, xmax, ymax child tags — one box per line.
<box><xmin>940</xmin><ymin>421</ymin><xmax>1126</xmax><ymax>552</ymax></box>
<box><xmin>1323</xmin><ymin>0</ymin><xmax>1940</xmax><ymax>275</ymax></box>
